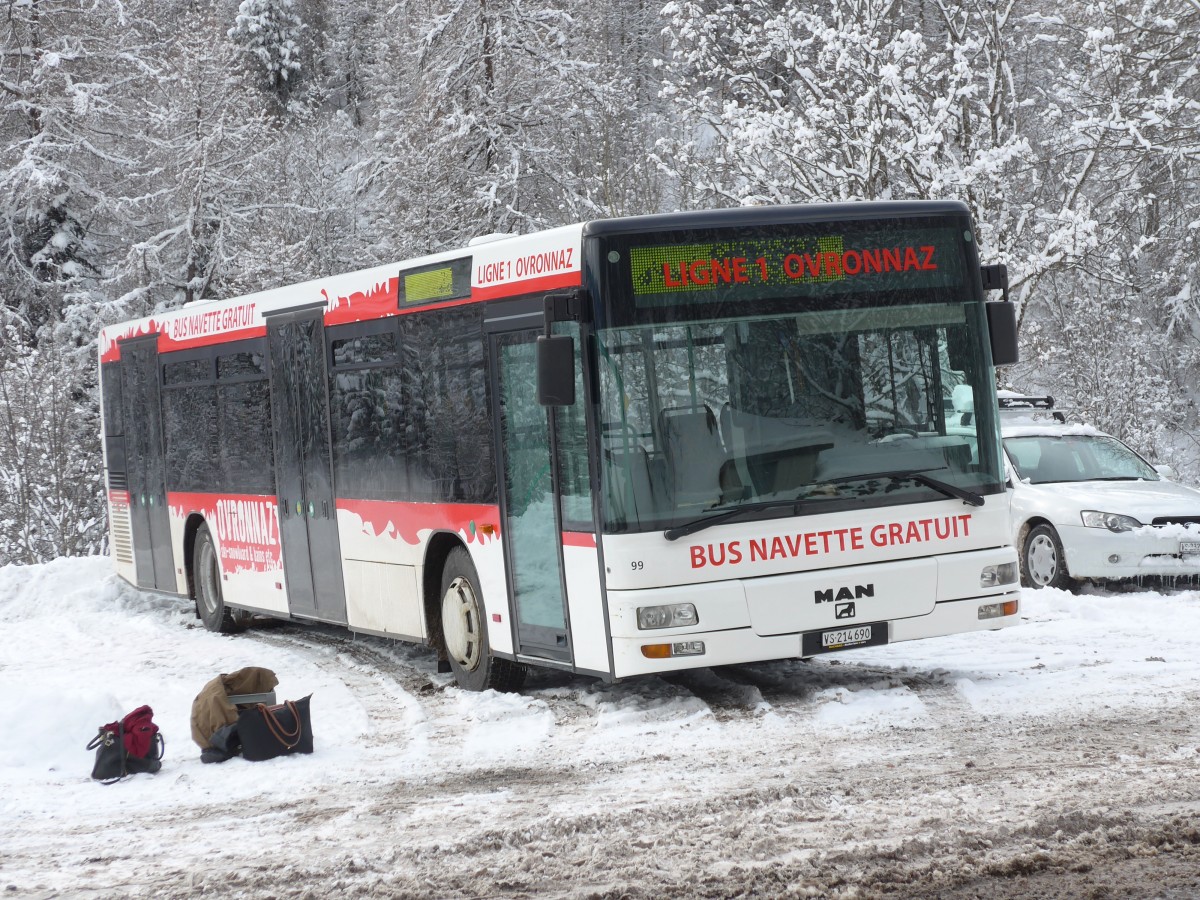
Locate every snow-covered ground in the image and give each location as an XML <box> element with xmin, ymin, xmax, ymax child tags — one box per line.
<box><xmin>2</xmin><ymin>556</ymin><xmax>1200</xmax><ymax>898</ymax></box>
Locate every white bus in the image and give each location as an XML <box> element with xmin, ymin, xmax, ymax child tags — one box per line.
<box><xmin>98</xmin><ymin>202</ymin><xmax>1021</xmax><ymax>691</ymax></box>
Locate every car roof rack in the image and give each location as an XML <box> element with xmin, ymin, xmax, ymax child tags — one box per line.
<box><xmin>997</xmin><ymin>395</ymin><xmax>1067</xmax><ymax>422</ymax></box>
<box><xmin>997</xmin><ymin>395</ymin><xmax>1053</xmax><ymax>409</ymax></box>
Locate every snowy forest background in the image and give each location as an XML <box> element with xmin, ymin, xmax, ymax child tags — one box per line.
<box><xmin>0</xmin><ymin>0</ymin><xmax>1197</xmax><ymax>566</ymax></box>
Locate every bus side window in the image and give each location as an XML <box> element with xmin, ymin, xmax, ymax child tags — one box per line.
<box><xmin>398</xmin><ymin>308</ymin><xmax>496</xmax><ymax>504</ymax></box>
<box><xmin>553</xmin><ymin>323</ymin><xmax>592</xmax><ymax>528</ymax></box>
<box><xmin>162</xmin><ymin>351</ymin><xmax>219</xmax><ymax>493</ymax></box>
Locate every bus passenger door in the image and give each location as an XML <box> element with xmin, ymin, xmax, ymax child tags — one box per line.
<box><xmin>491</xmin><ymin>328</ymin><xmax>572</xmax><ymax>664</ymax></box>
<box><xmin>267</xmin><ymin>310</ymin><xmax>347</xmax><ymax>624</ymax></box>
<box><xmin>118</xmin><ymin>335</ymin><xmax>175</xmax><ymax>591</ymax></box>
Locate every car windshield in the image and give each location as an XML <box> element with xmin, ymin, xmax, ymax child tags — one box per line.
<box><xmin>1004</xmin><ymin>434</ymin><xmax>1159</xmax><ymax>484</ymax></box>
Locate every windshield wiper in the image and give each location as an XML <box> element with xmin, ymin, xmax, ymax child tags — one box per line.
<box><xmin>821</xmin><ymin>467</ymin><xmax>985</xmax><ymax>507</ymax></box>
<box><xmin>663</xmin><ymin>498</ymin><xmax>807</xmax><ymax>541</ymax></box>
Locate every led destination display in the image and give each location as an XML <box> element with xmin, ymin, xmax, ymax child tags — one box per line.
<box><xmin>626</xmin><ymin>225</ymin><xmax>967</xmax><ymax>307</ymax></box>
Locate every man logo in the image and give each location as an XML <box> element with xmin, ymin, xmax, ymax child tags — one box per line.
<box><xmin>835</xmin><ymin>602</ymin><xmax>856</xmax><ymax>619</ymax></box>
<box><xmin>814</xmin><ymin>583</ymin><xmax>875</xmax><ymax>604</ymax></box>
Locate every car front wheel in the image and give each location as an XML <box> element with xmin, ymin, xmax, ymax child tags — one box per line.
<box><xmin>1021</xmin><ymin>524</ymin><xmax>1075</xmax><ymax>590</ymax></box>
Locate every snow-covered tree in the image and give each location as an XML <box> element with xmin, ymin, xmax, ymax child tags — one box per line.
<box><xmin>113</xmin><ymin>8</ymin><xmax>281</xmax><ymax>312</ymax></box>
<box><xmin>0</xmin><ymin>321</ymin><xmax>104</xmax><ymax>564</ymax></box>
<box><xmin>228</xmin><ymin>0</ymin><xmax>305</xmax><ymax>104</ymax></box>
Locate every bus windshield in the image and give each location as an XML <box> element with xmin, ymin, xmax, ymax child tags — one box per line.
<box><xmin>592</xmin><ymin>219</ymin><xmax>1004</xmax><ymax>534</ymax></box>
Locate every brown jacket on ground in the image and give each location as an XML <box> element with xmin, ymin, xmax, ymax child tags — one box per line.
<box><xmin>190</xmin><ymin>667</ymin><xmax>279</xmax><ymax>749</ymax></box>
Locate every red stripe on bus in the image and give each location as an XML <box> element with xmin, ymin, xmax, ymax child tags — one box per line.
<box><xmin>100</xmin><ymin>268</ymin><xmax>583</xmax><ymax>362</ymax></box>
<box><xmin>99</xmin><ymin>319</ymin><xmax>168</xmax><ymax>362</ymax></box>
<box><xmin>561</xmin><ymin>532</ymin><xmax>597</xmax><ymax>548</ymax></box>
<box><xmin>158</xmin><ymin>326</ymin><xmax>267</xmax><ymax>355</ymax></box>
<box><xmin>470</xmin><ymin>270</ymin><xmax>582</xmax><ymax>302</ymax></box>
<box><xmin>324</xmin><ymin>277</ymin><xmax>399</xmax><ymax>326</ymax></box>
<box><xmin>100</xmin><ymin>325</ymin><xmax>271</xmax><ymax>362</ymax></box>
<box><xmin>166</xmin><ymin>491</ymin><xmax>283</xmax><ymax>574</ymax></box>
<box><xmin>337</xmin><ymin>499</ymin><xmax>502</xmax><ymax>546</ymax></box>
<box><xmin>395</xmin><ymin>295</ymin><xmax>483</xmax><ymax>317</ymax></box>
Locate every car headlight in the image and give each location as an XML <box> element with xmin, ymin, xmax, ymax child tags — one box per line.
<box><xmin>1081</xmin><ymin>510</ymin><xmax>1142</xmax><ymax>532</ymax></box>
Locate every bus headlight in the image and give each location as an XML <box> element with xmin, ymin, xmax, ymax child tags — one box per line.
<box><xmin>636</xmin><ymin>603</ymin><xmax>698</xmax><ymax>630</ymax></box>
<box><xmin>1081</xmin><ymin>511</ymin><xmax>1142</xmax><ymax>532</ymax></box>
<box><xmin>979</xmin><ymin>561</ymin><xmax>1018</xmax><ymax>587</ymax></box>
<box><xmin>641</xmin><ymin>641</ymin><xmax>706</xmax><ymax>658</ymax></box>
<box><xmin>978</xmin><ymin>599</ymin><xmax>1019</xmax><ymax>620</ymax></box>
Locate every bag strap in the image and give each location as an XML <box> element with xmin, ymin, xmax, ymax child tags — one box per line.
<box><xmin>258</xmin><ymin>701</ymin><xmax>302</xmax><ymax>750</ymax></box>
<box><xmin>148</xmin><ymin>731</ymin><xmax>166</xmax><ymax>761</ymax></box>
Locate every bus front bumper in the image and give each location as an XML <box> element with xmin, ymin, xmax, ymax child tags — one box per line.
<box><xmin>608</xmin><ymin>589</ymin><xmax>1021</xmax><ymax>679</ymax></box>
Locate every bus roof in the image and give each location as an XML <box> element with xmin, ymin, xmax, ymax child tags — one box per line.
<box><xmin>98</xmin><ymin>201</ymin><xmax>977</xmax><ymax>363</ymax></box>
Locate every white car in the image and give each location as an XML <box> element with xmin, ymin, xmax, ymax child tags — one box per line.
<box><xmin>995</xmin><ymin>395</ymin><xmax>1200</xmax><ymax>589</ymax></box>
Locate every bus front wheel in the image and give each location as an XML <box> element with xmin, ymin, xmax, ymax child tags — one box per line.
<box><xmin>439</xmin><ymin>547</ymin><xmax>525</xmax><ymax>692</ymax></box>
<box><xmin>193</xmin><ymin>523</ymin><xmax>239</xmax><ymax>633</ymax></box>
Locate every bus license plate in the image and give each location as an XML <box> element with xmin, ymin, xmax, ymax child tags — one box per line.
<box><xmin>1181</xmin><ymin>542</ymin><xmax>1200</xmax><ymax>555</ymax></box>
<box><xmin>801</xmin><ymin>622</ymin><xmax>888</xmax><ymax>656</ymax></box>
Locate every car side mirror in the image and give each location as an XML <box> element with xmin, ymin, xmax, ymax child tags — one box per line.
<box><xmin>1154</xmin><ymin>464</ymin><xmax>1176</xmax><ymax>480</ymax></box>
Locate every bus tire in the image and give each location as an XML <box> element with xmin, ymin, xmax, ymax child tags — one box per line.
<box><xmin>439</xmin><ymin>547</ymin><xmax>525</xmax><ymax>692</ymax></box>
<box><xmin>193</xmin><ymin>523</ymin><xmax>239</xmax><ymax>633</ymax></box>
<box><xmin>1021</xmin><ymin>523</ymin><xmax>1075</xmax><ymax>591</ymax></box>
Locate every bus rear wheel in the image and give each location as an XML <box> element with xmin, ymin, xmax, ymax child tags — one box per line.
<box><xmin>439</xmin><ymin>547</ymin><xmax>525</xmax><ymax>692</ymax></box>
<box><xmin>194</xmin><ymin>523</ymin><xmax>239</xmax><ymax>633</ymax></box>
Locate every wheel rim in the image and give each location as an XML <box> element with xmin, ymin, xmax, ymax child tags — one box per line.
<box><xmin>442</xmin><ymin>575</ymin><xmax>482</xmax><ymax>671</ymax></box>
<box><xmin>198</xmin><ymin>539</ymin><xmax>221</xmax><ymax>616</ymax></box>
<box><xmin>1027</xmin><ymin>533</ymin><xmax>1059</xmax><ymax>586</ymax></box>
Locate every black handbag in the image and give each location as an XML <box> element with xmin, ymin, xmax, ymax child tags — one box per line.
<box><xmin>237</xmin><ymin>695</ymin><xmax>313</xmax><ymax>761</ymax></box>
<box><xmin>86</xmin><ymin>711</ymin><xmax>165</xmax><ymax>784</ymax></box>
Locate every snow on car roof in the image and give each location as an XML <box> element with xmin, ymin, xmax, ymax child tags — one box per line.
<box><xmin>1001</xmin><ymin>421</ymin><xmax>1104</xmax><ymax>438</ymax></box>
<box><xmin>996</xmin><ymin>391</ymin><xmax>1105</xmax><ymax>438</ymax></box>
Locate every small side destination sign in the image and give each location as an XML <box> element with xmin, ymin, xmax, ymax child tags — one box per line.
<box><xmin>399</xmin><ymin>256</ymin><xmax>472</xmax><ymax>306</ymax></box>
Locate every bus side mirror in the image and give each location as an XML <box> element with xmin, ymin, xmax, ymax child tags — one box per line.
<box><xmin>980</xmin><ymin>263</ymin><xmax>1019</xmax><ymax>366</ymax></box>
<box><xmin>986</xmin><ymin>302</ymin><xmax>1019</xmax><ymax>366</ymax></box>
<box><xmin>536</xmin><ymin>335</ymin><xmax>576</xmax><ymax>406</ymax></box>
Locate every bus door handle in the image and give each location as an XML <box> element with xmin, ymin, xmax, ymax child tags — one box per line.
<box><xmin>323</xmin><ymin>500</ymin><xmax>329</xmax><ymax>519</ymax></box>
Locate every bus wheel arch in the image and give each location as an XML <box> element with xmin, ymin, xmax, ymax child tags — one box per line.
<box><xmin>192</xmin><ymin>521</ymin><xmax>241</xmax><ymax>633</ymax></box>
<box><xmin>182</xmin><ymin>514</ymin><xmax>207</xmax><ymax>607</ymax></box>
<box><xmin>424</xmin><ymin>538</ymin><xmax>525</xmax><ymax>692</ymax></box>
